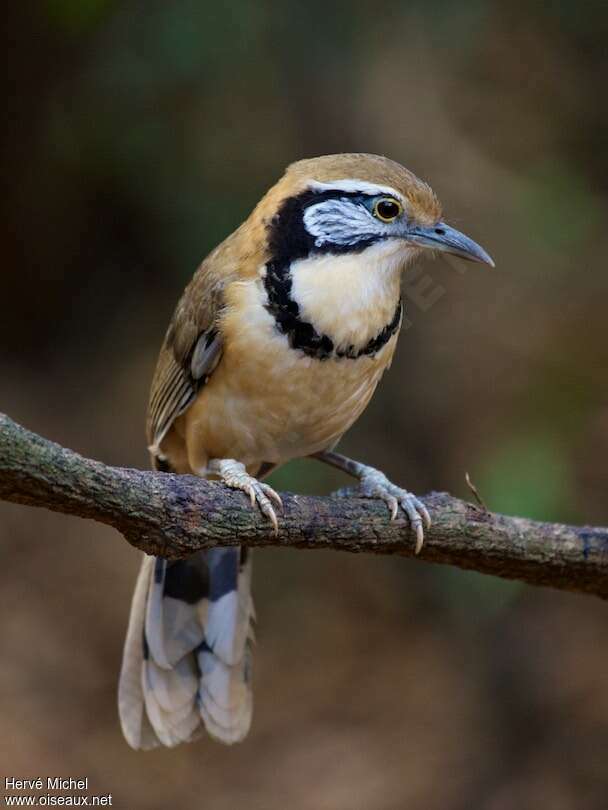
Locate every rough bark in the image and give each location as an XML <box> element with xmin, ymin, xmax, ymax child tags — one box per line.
<box><xmin>0</xmin><ymin>413</ymin><xmax>606</xmax><ymax>600</ymax></box>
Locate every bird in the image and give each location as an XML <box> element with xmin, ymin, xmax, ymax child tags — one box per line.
<box><xmin>118</xmin><ymin>153</ymin><xmax>494</xmax><ymax>749</ymax></box>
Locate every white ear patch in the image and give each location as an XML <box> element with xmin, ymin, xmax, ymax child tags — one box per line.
<box><xmin>303</xmin><ymin>198</ymin><xmax>384</xmax><ymax>248</ymax></box>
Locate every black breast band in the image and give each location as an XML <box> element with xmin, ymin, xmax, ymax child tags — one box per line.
<box><xmin>263</xmin><ymin>261</ymin><xmax>402</xmax><ymax>361</ymax></box>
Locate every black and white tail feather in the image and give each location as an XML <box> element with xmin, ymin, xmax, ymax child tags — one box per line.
<box><xmin>118</xmin><ymin>546</ymin><xmax>254</xmax><ymax>748</ymax></box>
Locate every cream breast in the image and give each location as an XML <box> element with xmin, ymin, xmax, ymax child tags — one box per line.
<box><xmin>182</xmin><ymin>276</ymin><xmax>400</xmax><ymax>471</ymax></box>
<box><xmin>288</xmin><ymin>240</ymin><xmax>410</xmax><ymax>351</ymax></box>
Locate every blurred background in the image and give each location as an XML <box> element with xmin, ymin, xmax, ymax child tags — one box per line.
<box><xmin>1</xmin><ymin>2</ymin><xmax>607</xmax><ymax>808</ymax></box>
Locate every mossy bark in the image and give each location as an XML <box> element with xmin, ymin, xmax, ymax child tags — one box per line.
<box><xmin>1</xmin><ymin>413</ymin><xmax>606</xmax><ymax>600</ymax></box>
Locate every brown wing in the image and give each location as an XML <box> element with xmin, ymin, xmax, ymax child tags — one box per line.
<box><xmin>146</xmin><ymin>254</ymin><xmax>231</xmax><ymax>460</ymax></box>
<box><xmin>145</xmin><ymin>191</ymin><xmax>280</xmax><ymax>463</ymax></box>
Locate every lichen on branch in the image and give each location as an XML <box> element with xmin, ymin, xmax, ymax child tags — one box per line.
<box><xmin>0</xmin><ymin>413</ymin><xmax>606</xmax><ymax>600</ymax></box>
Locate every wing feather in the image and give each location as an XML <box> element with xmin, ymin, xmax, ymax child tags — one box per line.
<box><xmin>145</xmin><ymin>222</ymin><xmax>264</xmax><ymax>462</ymax></box>
<box><xmin>146</xmin><ymin>270</ymin><xmax>226</xmax><ymax>458</ymax></box>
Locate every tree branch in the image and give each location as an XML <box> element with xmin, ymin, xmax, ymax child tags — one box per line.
<box><xmin>0</xmin><ymin>412</ymin><xmax>606</xmax><ymax>600</ymax></box>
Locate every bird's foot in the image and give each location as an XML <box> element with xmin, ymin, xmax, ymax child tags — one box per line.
<box><xmin>208</xmin><ymin>459</ymin><xmax>283</xmax><ymax>534</ymax></box>
<box><xmin>357</xmin><ymin>466</ymin><xmax>430</xmax><ymax>554</ymax></box>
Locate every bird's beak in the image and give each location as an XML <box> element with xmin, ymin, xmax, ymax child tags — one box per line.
<box><xmin>404</xmin><ymin>221</ymin><xmax>495</xmax><ymax>267</ymax></box>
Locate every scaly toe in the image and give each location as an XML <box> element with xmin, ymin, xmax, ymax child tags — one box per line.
<box><xmin>414</xmin><ymin>498</ymin><xmax>432</xmax><ymax>530</ymax></box>
<box><xmin>385</xmin><ymin>495</ymin><xmax>399</xmax><ymax>521</ymax></box>
<box><xmin>259</xmin><ymin>482</ymin><xmax>283</xmax><ymax>512</ymax></box>
<box><xmin>398</xmin><ymin>495</ymin><xmax>425</xmax><ymax>554</ymax></box>
<box><xmin>263</xmin><ymin>504</ymin><xmax>279</xmax><ymax>535</ymax></box>
<box><xmin>216</xmin><ymin>460</ymin><xmax>281</xmax><ymax>533</ymax></box>
<box><xmin>359</xmin><ymin>469</ymin><xmax>429</xmax><ymax>553</ymax></box>
<box><xmin>399</xmin><ymin>492</ymin><xmax>431</xmax><ymax>554</ymax></box>
<box><xmin>250</xmin><ymin>482</ymin><xmax>279</xmax><ymax>535</ymax></box>
<box><xmin>256</xmin><ymin>496</ymin><xmax>279</xmax><ymax>534</ymax></box>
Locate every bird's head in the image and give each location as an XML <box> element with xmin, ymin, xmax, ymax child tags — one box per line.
<box><xmin>259</xmin><ymin>153</ymin><xmax>494</xmax><ymax>270</ymax></box>
<box><xmin>248</xmin><ymin>154</ymin><xmax>493</xmax><ymax>359</ymax></box>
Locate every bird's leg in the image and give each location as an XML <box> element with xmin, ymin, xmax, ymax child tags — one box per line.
<box><xmin>312</xmin><ymin>450</ymin><xmax>431</xmax><ymax>554</ymax></box>
<box><xmin>206</xmin><ymin>459</ymin><xmax>283</xmax><ymax>534</ymax></box>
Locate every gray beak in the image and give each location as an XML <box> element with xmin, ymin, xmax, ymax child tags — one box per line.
<box><xmin>405</xmin><ymin>221</ymin><xmax>495</xmax><ymax>267</ymax></box>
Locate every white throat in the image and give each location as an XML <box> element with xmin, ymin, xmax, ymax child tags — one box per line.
<box><xmin>289</xmin><ymin>241</ymin><xmax>413</xmax><ymax>350</ymax></box>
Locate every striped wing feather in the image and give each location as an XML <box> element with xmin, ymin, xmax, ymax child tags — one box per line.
<box><xmin>145</xmin><ymin>256</ymin><xmax>232</xmax><ymax>458</ymax></box>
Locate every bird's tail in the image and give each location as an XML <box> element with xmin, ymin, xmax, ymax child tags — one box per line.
<box><xmin>118</xmin><ymin>546</ymin><xmax>254</xmax><ymax>749</ymax></box>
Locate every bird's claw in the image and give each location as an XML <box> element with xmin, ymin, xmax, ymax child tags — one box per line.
<box><xmin>244</xmin><ymin>481</ymin><xmax>282</xmax><ymax>535</ymax></box>
<box><xmin>217</xmin><ymin>460</ymin><xmax>282</xmax><ymax>535</ymax></box>
<box><xmin>359</xmin><ymin>468</ymin><xmax>430</xmax><ymax>554</ymax></box>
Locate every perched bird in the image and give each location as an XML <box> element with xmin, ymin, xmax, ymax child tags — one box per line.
<box><xmin>118</xmin><ymin>153</ymin><xmax>493</xmax><ymax>749</ymax></box>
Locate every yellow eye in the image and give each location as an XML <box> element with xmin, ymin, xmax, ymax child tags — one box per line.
<box><xmin>373</xmin><ymin>197</ymin><xmax>403</xmax><ymax>222</ymax></box>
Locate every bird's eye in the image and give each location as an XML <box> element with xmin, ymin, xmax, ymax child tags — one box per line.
<box><xmin>373</xmin><ymin>198</ymin><xmax>403</xmax><ymax>223</ymax></box>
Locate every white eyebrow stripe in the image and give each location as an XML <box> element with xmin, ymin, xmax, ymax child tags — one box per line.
<box><xmin>308</xmin><ymin>179</ymin><xmax>404</xmax><ymax>203</ymax></box>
